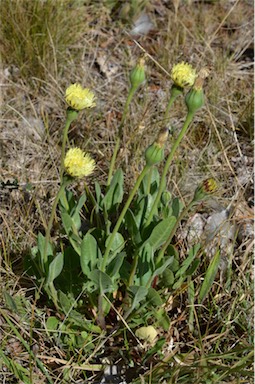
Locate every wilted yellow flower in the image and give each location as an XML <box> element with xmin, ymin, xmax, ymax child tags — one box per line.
<box><xmin>135</xmin><ymin>326</ymin><xmax>158</xmax><ymax>345</ymax></box>
<box><xmin>171</xmin><ymin>62</ymin><xmax>196</xmax><ymax>88</ymax></box>
<box><xmin>65</xmin><ymin>84</ymin><xmax>96</xmax><ymax>110</ymax></box>
<box><xmin>64</xmin><ymin>148</ymin><xmax>95</xmax><ymax>178</ymax></box>
<box><xmin>193</xmin><ymin>178</ymin><xmax>218</xmax><ymax>201</ymax></box>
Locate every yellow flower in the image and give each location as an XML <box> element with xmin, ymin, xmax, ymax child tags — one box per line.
<box><xmin>64</xmin><ymin>148</ymin><xmax>95</xmax><ymax>178</ymax></box>
<box><xmin>65</xmin><ymin>84</ymin><xmax>96</xmax><ymax>110</ymax></box>
<box><xmin>171</xmin><ymin>62</ymin><xmax>197</xmax><ymax>88</ymax></box>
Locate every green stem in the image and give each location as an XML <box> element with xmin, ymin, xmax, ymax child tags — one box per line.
<box><xmin>145</xmin><ymin>111</ymin><xmax>195</xmax><ymax>228</ymax></box>
<box><xmin>145</xmin><ymin>167</ymin><xmax>153</xmax><ymax>195</ymax></box>
<box><xmin>42</xmin><ymin>180</ymin><xmax>69</xmax><ymax>270</ymax></box>
<box><xmin>101</xmin><ymin>164</ymin><xmax>151</xmax><ymax>272</ymax></box>
<box><xmin>107</xmin><ymin>86</ymin><xmax>137</xmax><ymax>186</ymax></box>
<box><xmin>107</xmin><ymin>136</ymin><xmax>120</xmax><ymax>186</ymax></box>
<box><xmin>119</xmin><ymin>86</ymin><xmax>137</xmax><ymax>137</ymax></box>
<box><xmin>60</xmin><ymin>109</ymin><xmax>78</xmax><ymax>182</ymax></box>
<box><xmin>128</xmin><ymin>250</ymin><xmax>139</xmax><ymax>287</ymax></box>
<box><xmin>164</xmin><ymin>94</ymin><xmax>177</xmax><ymax>122</ymax></box>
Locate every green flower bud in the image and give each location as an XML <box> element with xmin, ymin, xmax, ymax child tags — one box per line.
<box><xmin>193</xmin><ymin>178</ymin><xmax>218</xmax><ymax>201</ymax></box>
<box><xmin>185</xmin><ymin>68</ymin><xmax>209</xmax><ymax>114</ymax></box>
<box><xmin>145</xmin><ymin>143</ymin><xmax>164</xmax><ymax>166</ymax></box>
<box><xmin>130</xmin><ymin>57</ymin><xmax>146</xmax><ymax>90</ymax></box>
<box><xmin>161</xmin><ymin>191</ymin><xmax>172</xmax><ymax>205</ymax></box>
<box><xmin>185</xmin><ymin>85</ymin><xmax>204</xmax><ymax>114</ymax></box>
<box><xmin>145</xmin><ymin>128</ymin><xmax>169</xmax><ymax>166</ymax></box>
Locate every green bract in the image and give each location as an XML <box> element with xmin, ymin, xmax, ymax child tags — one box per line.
<box><xmin>145</xmin><ymin>143</ymin><xmax>164</xmax><ymax>166</ymax></box>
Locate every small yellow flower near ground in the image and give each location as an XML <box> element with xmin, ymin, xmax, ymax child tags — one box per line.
<box><xmin>171</xmin><ymin>62</ymin><xmax>197</xmax><ymax>88</ymax></box>
<box><xmin>65</xmin><ymin>84</ymin><xmax>96</xmax><ymax>110</ymax></box>
<box><xmin>64</xmin><ymin>148</ymin><xmax>95</xmax><ymax>178</ymax></box>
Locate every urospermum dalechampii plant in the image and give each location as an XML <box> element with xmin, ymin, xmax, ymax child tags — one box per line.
<box><xmin>28</xmin><ymin>57</ymin><xmax>220</xmax><ymax>337</ymax></box>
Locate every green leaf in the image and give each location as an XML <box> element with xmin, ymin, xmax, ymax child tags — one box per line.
<box><xmin>94</xmin><ymin>181</ymin><xmax>102</xmax><ymax>211</ymax></box>
<box><xmin>3</xmin><ymin>291</ymin><xmax>18</xmax><ymax>313</ymax></box>
<box><xmin>58</xmin><ymin>291</ymin><xmax>74</xmax><ymax>314</ymax></box>
<box><xmin>151</xmin><ymin>256</ymin><xmax>174</xmax><ymax>282</ymax></box>
<box><xmin>188</xmin><ymin>279</ymin><xmax>195</xmax><ymax>332</ymax></box>
<box><xmin>199</xmin><ymin>250</ymin><xmax>221</xmax><ymax>303</ymax></box>
<box><xmin>61</xmin><ymin>211</ymin><xmax>74</xmax><ymax>234</ymax></box>
<box><xmin>175</xmin><ymin>244</ymin><xmax>200</xmax><ymax>278</ymax></box>
<box><xmin>162</xmin><ymin>268</ymin><xmax>175</xmax><ymax>287</ymax></box>
<box><xmin>105</xmin><ymin>232</ymin><xmax>125</xmax><ymax>263</ymax></box>
<box><xmin>140</xmin><ymin>167</ymin><xmax>160</xmax><ymax>196</ymax></box>
<box><xmin>147</xmin><ymin>287</ymin><xmax>163</xmax><ymax>306</ymax></box>
<box><xmin>58</xmin><ymin>187</ymin><xmax>69</xmax><ymax>211</ymax></box>
<box><xmin>70</xmin><ymin>193</ymin><xmax>86</xmax><ymax>230</ymax></box>
<box><xmin>172</xmin><ymin>275</ymin><xmax>185</xmax><ymax>290</ymax></box>
<box><xmin>106</xmin><ymin>252</ymin><xmax>125</xmax><ymax>280</ymax></box>
<box><xmin>128</xmin><ymin>286</ymin><xmax>148</xmax><ymax>312</ymax></box>
<box><xmin>46</xmin><ymin>252</ymin><xmax>64</xmax><ymax>285</ymax></box>
<box><xmin>81</xmin><ymin>233</ymin><xmax>102</xmax><ymax>277</ymax></box>
<box><xmin>146</xmin><ymin>216</ymin><xmax>176</xmax><ymax>250</ymax></box>
<box><xmin>46</xmin><ymin>316</ymin><xmax>59</xmax><ymax>331</ymax></box>
<box><xmin>137</xmin><ymin>243</ymin><xmax>153</xmax><ymax>286</ymax></box>
<box><xmin>133</xmin><ymin>196</ymin><xmax>148</xmax><ymax>229</ymax></box>
<box><xmin>125</xmin><ymin>209</ymin><xmax>140</xmax><ymax>242</ymax></box>
<box><xmin>38</xmin><ymin>232</ymin><xmax>53</xmax><ymax>259</ymax></box>
<box><xmin>90</xmin><ymin>270</ymin><xmax>115</xmax><ymax>293</ymax></box>
<box><xmin>101</xmin><ymin>169</ymin><xmax>124</xmax><ymax>211</ymax></box>
<box><xmin>172</xmin><ymin>197</ymin><xmax>183</xmax><ymax>218</ymax></box>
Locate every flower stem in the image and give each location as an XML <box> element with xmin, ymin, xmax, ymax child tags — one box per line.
<box><xmin>60</xmin><ymin>109</ymin><xmax>78</xmax><ymax>183</ymax></box>
<box><xmin>164</xmin><ymin>94</ymin><xmax>177</xmax><ymax>122</ymax></box>
<box><xmin>42</xmin><ymin>180</ymin><xmax>69</xmax><ymax>270</ymax></box>
<box><xmin>107</xmin><ymin>86</ymin><xmax>137</xmax><ymax>186</ymax></box>
<box><xmin>145</xmin><ymin>111</ymin><xmax>195</xmax><ymax>228</ymax></box>
<box><xmin>101</xmin><ymin>164</ymin><xmax>151</xmax><ymax>272</ymax></box>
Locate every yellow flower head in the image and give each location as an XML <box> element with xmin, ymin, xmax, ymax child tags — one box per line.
<box><xmin>64</xmin><ymin>148</ymin><xmax>95</xmax><ymax>178</ymax></box>
<box><xmin>65</xmin><ymin>84</ymin><xmax>96</xmax><ymax>110</ymax></box>
<box><xmin>171</xmin><ymin>62</ymin><xmax>197</xmax><ymax>88</ymax></box>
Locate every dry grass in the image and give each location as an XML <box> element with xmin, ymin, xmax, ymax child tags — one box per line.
<box><xmin>0</xmin><ymin>0</ymin><xmax>254</xmax><ymax>383</ymax></box>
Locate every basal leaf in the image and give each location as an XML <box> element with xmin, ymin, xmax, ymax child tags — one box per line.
<box><xmin>46</xmin><ymin>252</ymin><xmax>64</xmax><ymax>285</ymax></box>
<box><xmin>199</xmin><ymin>250</ymin><xmax>221</xmax><ymax>303</ymax></box>
<box><xmin>90</xmin><ymin>270</ymin><xmax>115</xmax><ymax>293</ymax></box>
<box><xmin>81</xmin><ymin>233</ymin><xmax>102</xmax><ymax>276</ymax></box>
<box><xmin>146</xmin><ymin>216</ymin><xmax>176</xmax><ymax>250</ymax></box>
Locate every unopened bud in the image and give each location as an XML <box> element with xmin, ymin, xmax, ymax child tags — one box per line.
<box><xmin>193</xmin><ymin>178</ymin><xmax>218</xmax><ymax>201</ymax></box>
<box><xmin>145</xmin><ymin>128</ymin><xmax>169</xmax><ymax>166</ymax></box>
<box><xmin>130</xmin><ymin>57</ymin><xmax>146</xmax><ymax>90</ymax></box>
<box><xmin>185</xmin><ymin>68</ymin><xmax>208</xmax><ymax>114</ymax></box>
